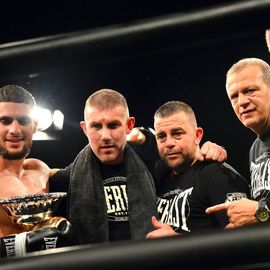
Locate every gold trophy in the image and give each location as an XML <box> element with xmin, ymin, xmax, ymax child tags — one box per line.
<box><xmin>0</xmin><ymin>192</ymin><xmax>67</xmax><ymax>231</ymax></box>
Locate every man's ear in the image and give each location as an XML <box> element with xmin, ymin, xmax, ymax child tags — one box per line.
<box><xmin>126</xmin><ymin>117</ymin><xmax>135</xmax><ymax>134</ymax></box>
<box><xmin>80</xmin><ymin>121</ymin><xmax>87</xmax><ymax>135</ymax></box>
<box><xmin>195</xmin><ymin>127</ymin><xmax>204</xmax><ymax>145</ymax></box>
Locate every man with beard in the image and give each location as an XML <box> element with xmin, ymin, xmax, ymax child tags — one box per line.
<box><xmin>145</xmin><ymin>101</ymin><xmax>250</xmax><ymax>238</ymax></box>
<box><xmin>0</xmin><ymin>84</ymin><xmax>71</xmax><ymax>257</ymax></box>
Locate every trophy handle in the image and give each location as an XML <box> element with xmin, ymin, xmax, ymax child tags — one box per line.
<box><xmin>32</xmin><ymin>216</ymin><xmax>68</xmax><ymax>231</ymax></box>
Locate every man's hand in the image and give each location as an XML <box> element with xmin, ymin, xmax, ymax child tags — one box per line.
<box><xmin>197</xmin><ymin>141</ymin><xmax>227</xmax><ymax>162</ymax></box>
<box><xmin>126</xmin><ymin>127</ymin><xmax>146</xmax><ymax>144</ymax></box>
<box><xmin>206</xmin><ymin>198</ymin><xmax>258</xmax><ymax>229</ymax></box>
<box><xmin>50</xmin><ymin>168</ymin><xmax>60</xmax><ymax>177</ymax></box>
<box><xmin>146</xmin><ymin>216</ymin><xmax>181</xmax><ymax>239</ymax></box>
<box><xmin>266</xmin><ymin>29</ymin><xmax>270</xmax><ymax>52</ymax></box>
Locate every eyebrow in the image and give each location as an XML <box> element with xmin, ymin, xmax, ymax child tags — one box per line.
<box><xmin>89</xmin><ymin>119</ymin><xmax>122</xmax><ymax>125</ymax></box>
<box><xmin>171</xmin><ymin>127</ymin><xmax>183</xmax><ymax>132</ymax></box>
<box><xmin>108</xmin><ymin>120</ymin><xmax>122</xmax><ymax>124</ymax></box>
<box><xmin>156</xmin><ymin>127</ymin><xmax>183</xmax><ymax>135</ymax></box>
<box><xmin>156</xmin><ymin>130</ymin><xmax>165</xmax><ymax>136</ymax></box>
<box><xmin>0</xmin><ymin>115</ymin><xmax>31</xmax><ymax>119</ymax></box>
<box><xmin>0</xmin><ymin>116</ymin><xmax>13</xmax><ymax>120</ymax></box>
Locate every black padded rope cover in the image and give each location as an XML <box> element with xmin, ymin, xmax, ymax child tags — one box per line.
<box><xmin>0</xmin><ymin>222</ymin><xmax>270</xmax><ymax>269</ymax></box>
<box><xmin>0</xmin><ymin>0</ymin><xmax>270</xmax><ymax>79</ymax></box>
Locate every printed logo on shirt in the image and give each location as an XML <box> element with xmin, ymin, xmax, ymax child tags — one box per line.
<box><xmin>157</xmin><ymin>187</ymin><xmax>193</xmax><ymax>233</ymax></box>
<box><xmin>251</xmin><ymin>154</ymin><xmax>270</xmax><ymax>199</ymax></box>
<box><xmin>103</xmin><ymin>176</ymin><xmax>129</xmax><ymax>222</ymax></box>
<box><xmin>225</xmin><ymin>192</ymin><xmax>247</xmax><ymax>202</ymax></box>
<box><xmin>255</xmin><ymin>152</ymin><xmax>270</xmax><ymax>163</ymax></box>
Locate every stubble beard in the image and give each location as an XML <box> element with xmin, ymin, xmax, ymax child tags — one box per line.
<box><xmin>166</xmin><ymin>155</ymin><xmax>194</xmax><ymax>174</ymax></box>
<box><xmin>0</xmin><ymin>143</ymin><xmax>32</xmax><ymax>160</ymax></box>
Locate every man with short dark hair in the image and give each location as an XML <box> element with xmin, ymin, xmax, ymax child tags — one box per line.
<box><xmin>146</xmin><ymin>100</ymin><xmax>249</xmax><ymax>238</ymax></box>
<box><xmin>0</xmin><ymin>84</ymin><xmax>72</xmax><ymax>257</ymax></box>
<box><xmin>0</xmin><ymin>84</ymin><xmax>48</xmax><ymax>236</ymax></box>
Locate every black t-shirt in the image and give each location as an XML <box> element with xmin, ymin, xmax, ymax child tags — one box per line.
<box><xmin>49</xmin><ymin>167</ymin><xmax>70</xmax><ymax>218</ymax></box>
<box><xmin>50</xmin><ymin>162</ymin><xmax>131</xmax><ymax>241</ymax></box>
<box><xmin>156</xmin><ymin>161</ymin><xmax>250</xmax><ymax>234</ymax></box>
<box><xmin>99</xmin><ymin>162</ymin><xmax>131</xmax><ymax>241</ymax></box>
<box><xmin>249</xmin><ymin>129</ymin><xmax>270</xmax><ymax>200</ymax></box>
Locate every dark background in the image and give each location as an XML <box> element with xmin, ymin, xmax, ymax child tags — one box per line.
<box><xmin>0</xmin><ymin>0</ymin><xmax>269</xmax><ymax>181</ymax></box>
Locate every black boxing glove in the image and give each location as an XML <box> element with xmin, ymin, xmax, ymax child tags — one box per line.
<box><xmin>26</xmin><ymin>218</ymin><xmax>73</xmax><ymax>253</ymax></box>
<box><xmin>0</xmin><ymin>234</ymin><xmax>18</xmax><ymax>257</ymax></box>
<box><xmin>0</xmin><ymin>218</ymin><xmax>72</xmax><ymax>257</ymax></box>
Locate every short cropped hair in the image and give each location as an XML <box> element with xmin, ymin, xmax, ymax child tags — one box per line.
<box><xmin>154</xmin><ymin>100</ymin><xmax>197</xmax><ymax>128</ymax></box>
<box><xmin>226</xmin><ymin>58</ymin><xmax>270</xmax><ymax>88</ymax></box>
<box><xmin>0</xmin><ymin>84</ymin><xmax>36</xmax><ymax>107</ymax></box>
<box><xmin>84</xmin><ymin>88</ymin><xmax>129</xmax><ymax>117</ymax></box>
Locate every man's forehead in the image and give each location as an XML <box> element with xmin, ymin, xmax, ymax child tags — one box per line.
<box><xmin>86</xmin><ymin>104</ymin><xmax>126</xmax><ymax>113</ymax></box>
<box><xmin>154</xmin><ymin>113</ymin><xmax>187</xmax><ymax>129</ymax></box>
<box><xmin>86</xmin><ymin>105</ymin><xmax>127</xmax><ymax>122</ymax></box>
<box><xmin>227</xmin><ymin>67</ymin><xmax>263</xmax><ymax>90</ymax></box>
<box><xmin>0</xmin><ymin>102</ymin><xmax>32</xmax><ymax>114</ymax></box>
<box><xmin>228</xmin><ymin>65</ymin><xmax>262</xmax><ymax>82</ymax></box>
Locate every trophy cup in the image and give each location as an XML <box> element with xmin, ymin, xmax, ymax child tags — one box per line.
<box><xmin>0</xmin><ymin>192</ymin><xmax>67</xmax><ymax>231</ymax></box>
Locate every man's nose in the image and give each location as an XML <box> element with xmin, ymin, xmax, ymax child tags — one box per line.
<box><xmin>101</xmin><ymin>127</ymin><xmax>111</xmax><ymax>140</ymax></box>
<box><xmin>238</xmin><ymin>93</ymin><xmax>249</xmax><ymax>107</ymax></box>
<box><xmin>9</xmin><ymin>121</ymin><xmax>21</xmax><ymax>134</ymax></box>
<box><xmin>165</xmin><ymin>136</ymin><xmax>175</xmax><ymax>148</ymax></box>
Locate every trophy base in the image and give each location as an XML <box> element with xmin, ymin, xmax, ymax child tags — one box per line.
<box><xmin>12</xmin><ymin>211</ymin><xmax>54</xmax><ymax>231</ymax></box>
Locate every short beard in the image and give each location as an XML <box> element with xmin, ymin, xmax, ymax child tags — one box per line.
<box><xmin>0</xmin><ymin>145</ymin><xmax>32</xmax><ymax>160</ymax></box>
<box><xmin>165</xmin><ymin>156</ymin><xmax>194</xmax><ymax>175</ymax></box>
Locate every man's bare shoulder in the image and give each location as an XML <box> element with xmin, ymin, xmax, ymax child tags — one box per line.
<box><xmin>23</xmin><ymin>159</ymin><xmax>60</xmax><ymax>178</ymax></box>
<box><xmin>23</xmin><ymin>158</ymin><xmax>50</xmax><ymax>171</ymax></box>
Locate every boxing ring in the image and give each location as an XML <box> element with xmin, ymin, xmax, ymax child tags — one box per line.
<box><xmin>0</xmin><ymin>0</ymin><xmax>270</xmax><ymax>80</ymax></box>
<box><xmin>1</xmin><ymin>223</ymin><xmax>270</xmax><ymax>269</ymax></box>
<box><xmin>1</xmin><ymin>0</ymin><xmax>270</xmax><ymax>269</ymax></box>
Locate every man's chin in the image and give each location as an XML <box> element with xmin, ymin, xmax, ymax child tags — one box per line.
<box><xmin>166</xmin><ymin>159</ymin><xmax>187</xmax><ymax>172</ymax></box>
<box><xmin>0</xmin><ymin>148</ymin><xmax>30</xmax><ymax>160</ymax></box>
<box><xmin>98</xmin><ymin>153</ymin><xmax>113</xmax><ymax>162</ymax></box>
<box><xmin>3</xmin><ymin>153</ymin><xmax>28</xmax><ymax>160</ymax></box>
<box><xmin>242</xmin><ymin>120</ymin><xmax>258</xmax><ymax>130</ymax></box>
<box><xmin>166</xmin><ymin>158</ymin><xmax>181</xmax><ymax>167</ymax></box>
<box><xmin>99</xmin><ymin>154</ymin><xmax>124</xmax><ymax>165</ymax></box>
